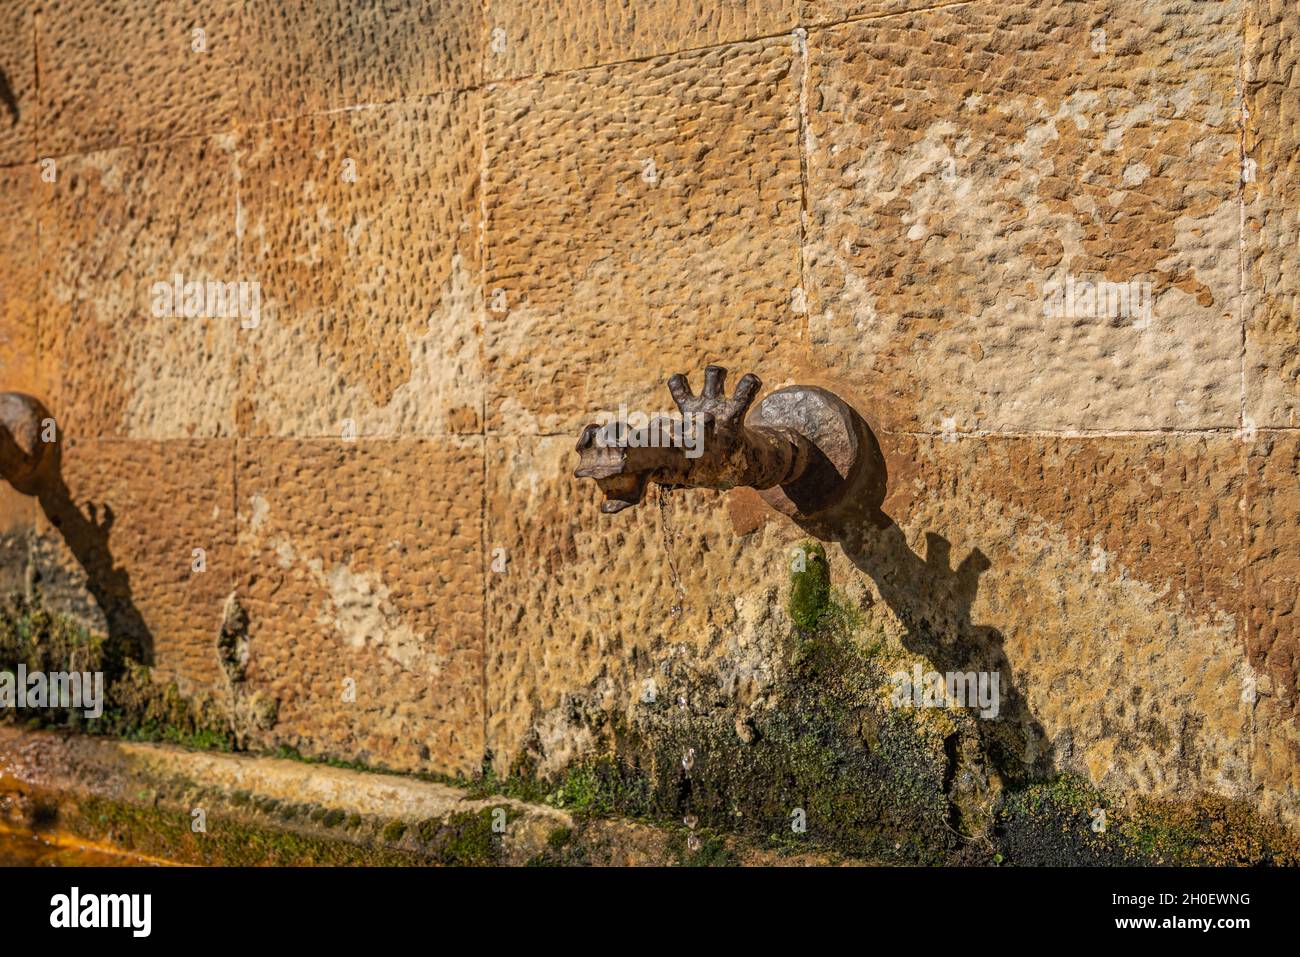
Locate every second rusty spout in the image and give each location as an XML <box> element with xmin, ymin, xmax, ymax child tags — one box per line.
<box><xmin>0</xmin><ymin>392</ymin><xmax>54</xmax><ymax>493</ymax></box>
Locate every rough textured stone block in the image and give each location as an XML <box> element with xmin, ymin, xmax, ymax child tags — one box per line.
<box><xmin>1252</xmin><ymin>695</ymin><xmax>1300</xmax><ymax>824</ymax></box>
<box><xmin>0</xmin><ymin>0</ymin><xmax>36</xmax><ymax>164</ymax></box>
<box><xmin>484</xmin><ymin>0</ymin><xmax>797</xmax><ymax>78</ymax></box>
<box><xmin>1245</xmin><ymin>431</ymin><xmax>1300</xmax><ymax>714</ymax></box>
<box><xmin>485</xmin><ymin>435</ymin><xmax>802</xmax><ymax>773</ymax></box>
<box><xmin>0</xmin><ymin>164</ymin><xmax>40</xmax><ymax>604</ymax></box>
<box><xmin>240</xmin><ymin>96</ymin><xmax>482</xmax><ymax>438</ymax></box>
<box><xmin>1246</xmin><ymin>430</ymin><xmax>1300</xmax><ymax>822</ymax></box>
<box><xmin>1245</xmin><ymin>0</ymin><xmax>1300</xmax><ymax>427</ymax></box>
<box><xmin>484</xmin><ymin>40</ymin><xmax>803</xmax><ymax>434</ymax></box>
<box><xmin>37</xmin><ymin>0</ymin><xmax>241</xmax><ymax>155</ymax></box>
<box><xmin>866</xmin><ymin>432</ymin><xmax>1251</xmax><ymax>801</ymax></box>
<box><xmin>30</xmin><ymin>438</ymin><xmax>236</xmax><ymax>691</ymax></box>
<box><xmin>0</xmin><ymin>165</ymin><xmax>43</xmax><ymax>398</ymax></box>
<box><xmin>237</xmin><ymin>438</ymin><xmax>484</xmax><ymax>775</ymax></box>
<box><xmin>804</xmin><ymin>0</ymin><xmax>1242</xmax><ymax>432</ymax></box>
<box><xmin>242</xmin><ymin>0</ymin><xmax>481</xmax><ymax>123</ymax></box>
<box><xmin>38</xmin><ymin>137</ymin><xmax>241</xmax><ymax>440</ymax></box>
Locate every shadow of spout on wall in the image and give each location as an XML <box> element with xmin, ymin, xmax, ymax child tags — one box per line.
<box><xmin>792</xmin><ymin>401</ymin><xmax>1054</xmax><ymax>788</ymax></box>
<box><xmin>1</xmin><ymin>394</ymin><xmax>153</xmax><ymax>665</ymax></box>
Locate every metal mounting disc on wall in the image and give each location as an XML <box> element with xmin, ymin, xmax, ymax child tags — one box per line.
<box><xmin>748</xmin><ymin>385</ymin><xmax>865</xmax><ymax>520</ymax></box>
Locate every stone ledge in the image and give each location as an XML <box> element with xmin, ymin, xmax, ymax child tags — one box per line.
<box><xmin>0</xmin><ymin>727</ymin><xmax>855</xmax><ymax>866</ymax></box>
<box><xmin>0</xmin><ymin>726</ymin><xmax>568</xmax><ymax>866</ymax></box>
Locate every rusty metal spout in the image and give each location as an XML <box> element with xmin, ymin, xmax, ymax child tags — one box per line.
<box><xmin>574</xmin><ymin>365</ymin><xmax>867</xmax><ymax>520</ymax></box>
<box><xmin>0</xmin><ymin>392</ymin><xmax>54</xmax><ymax>493</ymax></box>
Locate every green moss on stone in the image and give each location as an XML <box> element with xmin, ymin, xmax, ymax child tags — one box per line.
<box><xmin>60</xmin><ymin>795</ymin><xmax>419</xmax><ymax>866</ymax></box>
<box><xmin>381</xmin><ymin>820</ymin><xmax>408</xmax><ymax>843</ymax></box>
<box><xmin>413</xmin><ymin>808</ymin><xmax>502</xmax><ymax>866</ymax></box>
<box><xmin>321</xmin><ymin>809</ymin><xmax>346</xmax><ymax>828</ymax></box>
<box><xmin>787</xmin><ymin>542</ymin><xmax>831</xmax><ymax>631</ymax></box>
<box><xmin>994</xmin><ymin>773</ymin><xmax>1300</xmax><ymax>866</ymax></box>
<box><xmin>0</xmin><ymin>594</ymin><xmax>233</xmax><ymax>750</ymax></box>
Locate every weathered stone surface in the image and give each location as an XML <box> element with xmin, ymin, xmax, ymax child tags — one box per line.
<box><xmin>0</xmin><ymin>174</ymin><xmax>38</xmax><ymax>595</ymax></box>
<box><xmin>237</xmin><ymin>438</ymin><xmax>483</xmax><ymax>775</ymax></box>
<box><xmin>928</xmin><ymin>432</ymin><xmax>1247</xmax><ymax>624</ymax></box>
<box><xmin>485</xmin><ymin>434</ymin><xmax>801</xmax><ymax>772</ymax></box>
<box><xmin>38</xmin><ymin>137</ymin><xmax>241</xmax><ymax>440</ymax></box>
<box><xmin>1245</xmin><ymin>431</ymin><xmax>1300</xmax><ymax>713</ymax></box>
<box><xmin>484</xmin><ymin>39</ymin><xmax>803</xmax><ymax>434</ymax></box>
<box><xmin>30</xmin><ymin>438</ymin><xmax>235</xmax><ymax>691</ymax></box>
<box><xmin>1245</xmin><ymin>0</ymin><xmax>1300</xmax><ymax>427</ymax></box>
<box><xmin>1246</xmin><ymin>431</ymin><xmax>1300</xmax><ymax>825</ymax></box>
<box><xmin>0</xmin><ymin>0</ymin><xmax>1298</xmax><ymax>852</ymax></box>
<box><xmin>1252</xmin><ymin>695</ymin><xmax>1300</xmax><ymax>825</ymax></box>
<box><xmin>0</xmin><ymin>1</ymin><xmax>35</xmax><ymax>164</ymax></box>
<box><xmin>803</xmin><ymin>0</ymin><xmax>1242</xmax><ymax>432</ymax></box>
<box><xmin>488</xmin><ymin>426</ymin><xmax>1258</xmax><ymax>816</ymax></box>
<box><xmin>485</xmin><ymin>0</ymin><xmax>797</xmax><ymax>78</ymax></box>
<box><xmin>860</xmin><ymin>432</ymin><xmax>1252</xmax><ymax>803</ymax></box>
<box><xmin>0</xmin><ymin>484</ymin><xmax>31</xmax><ymax>598</ymax></box>
<box><xmin>242</xmin><ymin>0</ymin><xmax>482</xmax><ymax>123</ymax></box>
<box><xmin>37</xmin><ymin>0</ymin><xmax>241</xmax><ymax>155</ymax></box>
<box><xmin>0</xmin><ymin>165</ymin><xmax>42</xmax><ymax>398</ymax></box>
<box><xmin>1247</xmin><ymin>434</ymin><xmax>1300</xmax><ymax>829</ymax></box>
<box><xmin>239</xmin><ymin>96</ymin><xmax>482</xmax><ymax>438</ymax></box>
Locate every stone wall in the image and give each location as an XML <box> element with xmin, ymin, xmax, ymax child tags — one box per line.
<box><xmin>0</xmin><ymin>1</ymin><xmax>1297</xmax><ymax>828</ymax></box>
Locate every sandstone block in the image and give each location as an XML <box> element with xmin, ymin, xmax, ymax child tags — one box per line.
<box><xmin>237</xmin><ymin>437</ymin><xmax>484</xmax><ymax>775</ymax></box>
<box><xmin>239</xmin><ymin>96</ymin><xmax>482</xmax><ymax>438</ymax></box>
<box><xmin>484</xmin><ymin>40</ymin><xmax>803</xmax><ymax>434</ymax></box>
<box><xmin>804</xmin><ymin>0</ymin><xmax>1243</xmax><ymax>432</ymax></box>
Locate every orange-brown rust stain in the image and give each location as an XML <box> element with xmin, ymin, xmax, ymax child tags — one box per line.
<box><xmin>726</xmin><ymin>487</ymin><xmax>769</xmax><ymax>536</ymax></box>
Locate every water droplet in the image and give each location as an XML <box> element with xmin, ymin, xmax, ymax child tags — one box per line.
<box><xmin>682</xmin><ymin>747</ymin><xmax>696</xmax><ymax>772</ymax></box>
<box><xmin>687</xmin><ymin>834</ymin><xmax>701</xmax><ymax>852</ymax></box>
<box><xmin>683</xmin><ymin>814</ymin><xmax>698</xmax><ymax>830</ymax></box>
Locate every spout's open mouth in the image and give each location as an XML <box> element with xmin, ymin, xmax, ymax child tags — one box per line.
<box><xmin>574</xmin><ymin>424</ymin><xmax>660</xmax><ymax>512</ymax></box>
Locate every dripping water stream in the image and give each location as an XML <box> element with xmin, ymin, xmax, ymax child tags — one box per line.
<box><xmin>656</xmin><ymin>486</ymin><xmax>701</xmax><ymax>850</ymax></box>
<box><xmin>656</xmin><ymin>485</ymin><xmax>687</xmax><ymax>620</ymax></box>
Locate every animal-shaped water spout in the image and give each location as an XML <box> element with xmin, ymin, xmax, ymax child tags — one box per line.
<box><xmin>574</xmin><ymin>365</ymin><xmax>873</xmax><ymax>521</ymax></box>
